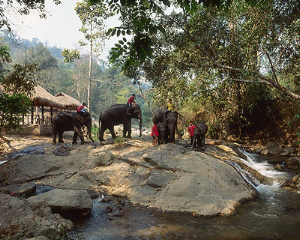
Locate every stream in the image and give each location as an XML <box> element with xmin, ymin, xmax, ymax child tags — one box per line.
<box><xmin>67</xmin><ymin>150</ymin><xmax>300</xmax><ymax>240</ymax></box>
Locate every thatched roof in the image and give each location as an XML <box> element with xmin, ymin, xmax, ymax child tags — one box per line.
<box><xmin>31</xmin><ymin>85</ymin><xmax>65</xmax><ymax>109</ymax></box>
<box><xmin>55</xmin><ymin>92</ymin><xmax>80</xmax><ymax>110</ymax></box>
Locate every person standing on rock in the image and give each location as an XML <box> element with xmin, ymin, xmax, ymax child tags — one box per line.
<box><xmin>151</xmin><ymin>123</ymin><xmax>159</xmax><ymax>146</ymax></box>
<box><xmin>188</xmin><ymin>120</ymin><xmax>196</xmax><ymax>145</ymax></box>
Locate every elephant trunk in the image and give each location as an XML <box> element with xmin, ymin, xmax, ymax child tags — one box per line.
<box><xmin>139</xmin><ymin>117</ymin><xmax>142</xmax><ymax>137</ymax></box>
<box><xmin>87</xmin><ymin>124</ymin><xmax>94</xmax><ymax>143</ymax></box>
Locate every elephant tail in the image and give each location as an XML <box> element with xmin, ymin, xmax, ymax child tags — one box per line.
<box><xmin>99</xmin><ymin>113</ymin><xmax>101</xmax><ymax>131</ymax></box>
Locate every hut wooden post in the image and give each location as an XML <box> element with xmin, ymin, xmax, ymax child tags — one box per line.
<box><xmin>31</xmin><ymin>107</ymin><xmax>34</xmax><ymax>124</ymax></box>
<box><xmin>50</xmin><ymin>107</ymin><xmax>53</xmax><ymax>123</ymax></box>
<box><xmin>41</xmin><ymin>105</ymin><xmax>44</xmax><ymax>124</ymax></box>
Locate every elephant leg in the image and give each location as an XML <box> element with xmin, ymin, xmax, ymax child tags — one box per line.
<box><xmin>122</xmin><ymin>125</ymin><xmax>127</xmax><ymax>138</ymax></box>
<box><xmin>192</xmin><ymin>135</ymin><xmax>198</xmax><ymax>150</ymax></box>
<box><xmin>73</xmin><ymin>132</ymin><xmax>78</xmax><ymax>144</ymax></box>
<box><xmin>127</xmin><ymin>125</ymin><xmax>132</xmax><ymax>138</ymax></box>
<box><xmin>108</xmin><ymin>125</ymin><xmax>116</xmax><ymax>139</ymax></box>
<box><xmin>74</xmin><ymin>126</ymin><xmax>85</xmax><ymax>144</ymax></box>
<box><xmin>58</xmin><ymin>131</ymin><xmax>64</xmax><ymax>143</ymax></box>
<box><xmin>200</xmin><ymin>136</ymin><xmax>206</xmax><ymax>150</ymax></box>
<box><xmin>99</xmin><ymin>124</ymin><xmax>106</xmax><ymax>141</ymax></box>
<box><xmin>123</xmin><ymin>122</ymin><xmax>132</xmax><ymax>138</ymax></box>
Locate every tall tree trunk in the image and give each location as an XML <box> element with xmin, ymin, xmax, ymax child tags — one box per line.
<box><xmin>88</xmin><ymin>20</ymin><xmax>93</xmax><ymax>111</ymax></box>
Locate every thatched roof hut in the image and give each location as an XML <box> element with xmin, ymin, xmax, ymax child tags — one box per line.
<box><xmin>32</xmin><ymin>85</ymin><xmax>64</xmax><ymax>109</ymax></box>
<box><xmin>55</xmin><ymin>92</ymin><xmax>80</xmax><ymax>111</ymax></box>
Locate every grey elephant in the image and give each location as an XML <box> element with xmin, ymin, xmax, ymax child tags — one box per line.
<box><xmin>52</xmin><ymin>111</ymin><xmax>94</xmax><ymax>144</ymax></box>
<box><xmin>152</xmin><ymin>110</ymin><xmax>178</xmax><ymax>143</ymax></box>
<box><xmin>99</xmin><ymin>104</ymin><xmax>142</xmax><ymax>141</ymax></box>
<box><xmin>157</xmin><ymin>122</ymin><xmax>167</xmax><ymax>144</ymax></box>
<box><xmin>192</xmin><ymin>122</ymin><xmax>208</xmax><ymax>150</ymax></box>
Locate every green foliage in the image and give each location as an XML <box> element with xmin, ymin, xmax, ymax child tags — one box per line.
<box><xmin>0</xmin><ymin>45</ymin><xmax>11</xmax><ymax>63</ymax></box>
<box><xmin>0</xmin><ymin>93</ymin><xmax>32</xmax><ymax>133</ymax></box>
<box><xmin>91</xmin><ymin>126</ymin><xmax>99</xmax><ymax>142</ymax></box>
<box><xmin>113</xmin><ymin>136</ymin><xmax>126</xmax><ymax>147</ymax></box>
<box><xmin>1</xmin><ymin>63</ymin><xmax>38</xmax><ymax>93</ymax></box>
<box><xmin>62</xmin><ymin>49</ymin><xmax>80</xmax><ymax>63</ymax></box>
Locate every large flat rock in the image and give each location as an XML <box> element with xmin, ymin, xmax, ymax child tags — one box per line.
<box><xmin>127</xmin><ymin>144</ymin><xmax>256</xmax><ymax>216</ymax></box>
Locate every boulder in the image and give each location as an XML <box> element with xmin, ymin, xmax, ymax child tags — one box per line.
<box><xmin>0</xmin><ymin>193</ymin><xmax>73</xmax><ymax>240</ymax></box>
<box><xmin>0</xmin><ymin>182</ymin><xmax>36</xmax><ymax>197</ymax></box>
<box><xmin>266</xmin><ymin>142</ymin><xmax>279</xmax><ymax>150</ymax></box>
<box><xmin>27</xmin><ymin>189</ymin><xmax>93</xmax><ymax>216</ymax></box>
<box><xmin>127</xmin><ymin>144</ymin><xmax>256</xmax><ymax>216</ymax></box>
<box><xmin>261</xmin><ymin>149</ymin><xmax>269</xmax><ymax>155</ymax></box>
<box><xmin>285</xmin><ymin>157</ymin><xmax>300</xmax><ymax>167</ymax></box>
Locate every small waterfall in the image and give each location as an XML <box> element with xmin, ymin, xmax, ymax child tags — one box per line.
<box><xmin>233</xmin><ymin>148</ymin><xmax>291</xmax><ymax>195</ymax></box>
<box><xmin>240</xmin><ymin>149</ymin><xmax>288</xmax><ymax>179</ymax></box>
<box><xmin>225</xmin><ymin>160</ymin><xmax>260</xmax><ymax>188</ymax></box>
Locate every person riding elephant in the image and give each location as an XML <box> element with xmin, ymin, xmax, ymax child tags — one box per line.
<box><xmin>192</xmin><ymin>122</ymin><xmax>208</xmax><ymax>150</ymax></box>
<box><xmin>52</xmin><ymin>111</ymin><xmax>94</xmax><ymax>145</ymax></box>
<box><xmin>99</xmin><ymin>103</ymin><xmax>142</xmax><ymax>141</ymax></box>
<box><xmin>152</xmin><ymin>109</ymin><xmax>178</xmax><ymax>143</ymax></box>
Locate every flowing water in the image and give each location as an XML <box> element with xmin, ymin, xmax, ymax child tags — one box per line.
<box><xmin>67</xmin><ymin>150</ymin><xmax>300</xmax><ymax>240</ymax></box>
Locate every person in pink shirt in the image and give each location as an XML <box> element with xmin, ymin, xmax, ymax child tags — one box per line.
<box><xmin>151</xmin><ymin>123</ymin><xmax>159</xmax><ymax>146</ymax></box>
<box><xmin>188</xmin><ymin>120</ymin><xmax>196</xmax><ymax>145</ymax></box>
<box><xmin>77</xmin><ymin>103</ymin><xmax>86</xmax><ymax>113</ymax></box>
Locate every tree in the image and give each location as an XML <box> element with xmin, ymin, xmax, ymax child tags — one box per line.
<box><xmin>74</xmin><ymin>0</ymin><xmax>112</xmax><ymax>110</ymax></box>
<box><xmin>0</xmin><ymin>44</ymin><xmax>35</xmax><ymax>142</ymax></box>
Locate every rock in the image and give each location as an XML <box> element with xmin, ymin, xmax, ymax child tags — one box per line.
<box><xmin>285</xmin><ymin>157</ymin><xmax>300</xmax><ymax>167</ymax></box>
<box><xmin>0</xmin><ymin>193</ymin><xmax>72</xmax><ymax>240</ymax></box>
<box><xmin>274</xmin><ymin>164</ymin><xmax>284</xmax><ymax>171</ymax></box>
<box><xmin>261</xmin><ymin>149</ymin><xmax>269</xmax><ymax>155</ymax></box>
<box><xmin>128</xmin><ymin>144</ymin><xmax>256</xmax><ymax>216</ymax></box>
<box><xmin>292</xmin><ymin>175</ymin><xmax>300</xmax><ymax>184</ymax></box>
<box><xmin>27</xmin><ymin>189</ymin><xmax>93</xmax><ymax>216</ymax></box>
<box><xmin>0</xmin><ymin>182</ymin><xmax>36</xmax><ymax>197</ymax></box>
<box><xmin>269</xmin><ymin>148</ymin><xmax>283</xmax><ymax>155</ymax></box>
<box><xmin>217</xmin><ymin>145</ymin><xmax>238</xmax><ymax>156</ymax></box>
<box><xmin>266</xmin><ymin>142</ymin><xmax>279</xmax><ymax>150</ymax></box>
<box><xmin>254</xmin><ymin>148</ymin><xmax>263</xmax><ymax>154</ymax></box>
<box><xmin>280</xmin><ymin>151</ymin><xmax>290</xmax><ymax>157</ymax></box>
<box><xmin>87</xmin><ymin>189</ymin><xmax>99</xmax><ymax>199</ymax></box>
<box><xmin>25</xmin><ymin>237</ymin><xmax>49</xmax><ymax>240</ymax></box>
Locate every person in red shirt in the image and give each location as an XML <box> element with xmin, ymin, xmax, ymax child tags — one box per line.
<box><xmin>127</xmin><ymin>94</ymin><xmax>136</xmax><ymax>106</ymax></box>
<box><xmin>151</xmin><ymin>123</ymin><xmax>159</xmax><ymax>146</ymax></box>
<box><xmin>188</xmin><ymin>120</ymin><xmax>196</xmax><ymax>145</ymax></box>
<box><xmin>77</xmin><ymin>103</ymin><xmax>86</xmax><ymax>113</ymax></box>
<box><xmin>126</xmin><ymin>94</ymin><xmax>136</xmax><ymax>115</ymax></box>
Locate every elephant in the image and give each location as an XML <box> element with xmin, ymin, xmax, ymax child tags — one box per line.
<box><xmin>52</xmin><ymin>111</ymin><xmax>94</xmax><ymax>144</ymax></box>
<box><xmin>153</xmin><ymin>110</ymin><xmax>178</xmax><ymax>143</ymax></box>
<box><xmin>157</xmin><ymin>122</ymin><xmax>167</xmax><ymax>144</ymax></box>
<box><xmin>192</xmin><ymin>122</ymin><xmax>208</xmax><ymax>150</ymax></box>
<box><xmin>99</xmin><ymin>104</ymin><xmax>142</xmax><ymax>141</ymax></box>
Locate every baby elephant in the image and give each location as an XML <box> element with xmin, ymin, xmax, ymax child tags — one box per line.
<box><xmin>157</xmin><ymin>122</ymin><xmax>167</xmax><ymax>144</ymax></box>
<box><xmin>192</xmin><ymin>122</ymin><xmax>208</xmax><ymax>150</ymax></box>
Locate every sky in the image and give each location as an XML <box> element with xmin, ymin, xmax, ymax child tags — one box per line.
<box><xmin>6</xmin><ymin>0</ymin><xmax>119</xmax><ymax>61</ymax></box>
